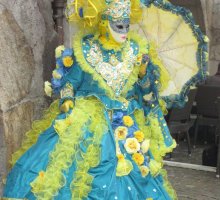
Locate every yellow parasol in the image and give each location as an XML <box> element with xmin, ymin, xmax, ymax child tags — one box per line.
<box><xmin>133</xmin><ymin>0</ymin><xmax>208</xmax><ymax>107</ymax></box>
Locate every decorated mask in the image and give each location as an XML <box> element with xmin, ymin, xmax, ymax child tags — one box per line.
<box><xmin>102</xmin><ymin>0</ymin><xmax>131</xmax><ymax>43</ymax></box>
<box><xmin>108</xmin><ymin>19</ymin><xmax>130</xmax><ymax>43</ymax></box>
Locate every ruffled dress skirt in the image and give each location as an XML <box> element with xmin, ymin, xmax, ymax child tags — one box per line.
<box><xmin>3</xmin><ymin>99</ymin><xmax>177</xmax><ymax>200</ymax></box>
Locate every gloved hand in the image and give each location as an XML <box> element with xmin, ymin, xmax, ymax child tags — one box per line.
<box><xmin>60</xmin><ymin>100</ymin><xmax>74</xmax><ymax>113</ymax></box>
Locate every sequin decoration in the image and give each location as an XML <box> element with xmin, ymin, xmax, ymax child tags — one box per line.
<box><xmin>102</xmin><ymin>0</ymin><xmax>131</xmax><ymax>21</ymax></box>
<box><xmin>85</xmin><ymin>40</ymin><xmax>138</xmax><ymax>97</ymax></box>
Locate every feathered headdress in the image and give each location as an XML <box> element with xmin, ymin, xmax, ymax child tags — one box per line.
<box><xmin>66</xmin><ymin>0</ymin><xmax>142</xmax><ymax>28</ymax></box>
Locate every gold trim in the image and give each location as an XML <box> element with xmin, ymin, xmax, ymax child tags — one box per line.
<box><xmin>60</xmin><ymin>82</ymin><xmax>74</xmax><ymax>98</ymax></box>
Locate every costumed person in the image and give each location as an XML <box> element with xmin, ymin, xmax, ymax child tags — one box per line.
<box><xmin>3</xmin><ymin>0</ymin><xmax>208</xmax><ymax>199</ymax></box>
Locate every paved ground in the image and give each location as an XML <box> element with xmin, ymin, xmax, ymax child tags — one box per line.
<box><xmin>165</xmin><ymin>135</ymin><xmax>220</xmax><ymax>200</ymax></box>
<box><xmin>166</xmin><ymin>166</ymin><xmax>220</xmax><ymax>200</ymax></box>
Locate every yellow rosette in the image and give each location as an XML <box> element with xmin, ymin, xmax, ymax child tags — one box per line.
<box><xmin>115</xmin><ymin>126</ymin><xmax>128</xmax><ymax>140</ymax></box>
<box><xmin>63</xmin><ymin>56</ymin><xmax>74</xmax><ymax>67</ymax></box>
<box><xmin>132</xmin><ymin>153</ymin><xmax>144</xmax><ymax>166</ymax></box>
<box><xmin>140</xmin><ymin>165</ymin><xmax>150</xmax><ymax>177</ymax></box>
<box><xmin>123</xmin><ymin>116</ymin><xmax>134</xmax><ymax>127</ymax></box>
<box><xmin>134</xmin><ymin>130</ymin><xmax>145</xmax><ymax>142</ymax></box>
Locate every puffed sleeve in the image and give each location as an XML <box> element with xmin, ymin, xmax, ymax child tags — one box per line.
<box><xmin>45</xmin><ymin>46</ymin><xmax>84</xmax><ymax>105</ymax></box>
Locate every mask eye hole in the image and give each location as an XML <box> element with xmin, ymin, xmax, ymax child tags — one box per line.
<box><xmin>116</xmin><ymin>25</ymin><xmax>124</xmax><ymax>29</ymax></box>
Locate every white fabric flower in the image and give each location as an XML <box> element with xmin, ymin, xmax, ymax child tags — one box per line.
<box><xmin>124</xmin><ymin>138</ymin><xmax>140</xmax><ymax>154</ymax></box>
<box><xmin>140</xmin><ymin>165</ymin><xmax>150</xmax><ymax>177</ymax></box>
<box><xmin>55</xmin><ymin>45</ymin><xmax>65</xmax><ymax>58</ymax></box>
<box><xmin>44</xmin><ymin>81</ymin><xmax>52</xmax><ymax>97</ymax></box>
<box><xmin>115</xmin><ymin>126</ymin><xmax>128</xmax><ymax>140</ymax></box>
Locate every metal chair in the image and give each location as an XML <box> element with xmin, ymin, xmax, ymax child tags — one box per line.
<box><xmin>216</xmin><ymin>97</ymin><xmax>220</xmax><ymax>178</ymax></box>
<box><xmin>194</xmin><ymin>85</ymin><xmax>220</xmax><ymax>148</ymax></box>
<box><xmin>167</xmin><ymin>89</ymin><xmax>197</xmax><ymax>156</ymax></box>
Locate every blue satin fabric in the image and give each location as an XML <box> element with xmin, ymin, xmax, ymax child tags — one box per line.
<box><xmin>3</xmin><ymin>126</ymin><xmax>59</xmax><ymax>198</ymax></box>
<box><xmin>86</xmin><ymin>111</ymin><xmax>172</xmax><ymax>200</ymax></box>
<box><xmin>3</xmin><ymin>110</ymin><xmax>172</xmax><ymax>200</ymax></box>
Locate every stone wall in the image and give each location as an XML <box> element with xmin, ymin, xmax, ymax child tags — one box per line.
<box><xmin>0</xmin><ymin>0</ymin><xmax>58</xmax><ymax>195</ymax></box>
<box><xmin>208</xmin><ymin>0</ymin><xmax>220</xmax><ymax>75</ymax></box>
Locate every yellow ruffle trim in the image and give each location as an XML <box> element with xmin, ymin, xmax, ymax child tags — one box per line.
<box><xmin>11</xmin><ymin>100</ymin><xmax>60</xmax><ymax>166</ymax></box>
<box><xmin>70</xmin><ymin>98</ymin><xmax>108</xmax><ymax>199</ymax></box>
<box><xmin>31</xmin><ymin>97</ymin><xmax>107</xmax><ymax>200</ymax></box>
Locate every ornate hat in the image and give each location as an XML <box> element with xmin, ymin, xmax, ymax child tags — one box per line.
<box><xmin>102</xmin><ymin>0</ymin><xmax>131</xmax><ymax>21</ymax></box>
<box><xmin>66</xmin><ymin>0</ymin><xmax>141</xmax><ymax>27</ymax></box>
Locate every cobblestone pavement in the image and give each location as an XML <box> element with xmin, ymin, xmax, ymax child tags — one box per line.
<box><xmin>166</xmin><ymin>166</ymin><xmax>220</xmax><ymax>200</ymax></box>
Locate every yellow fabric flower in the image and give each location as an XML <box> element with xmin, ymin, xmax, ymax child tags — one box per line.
<box><xmin>123</xmin><ymin>116</ymin><xmax>134</xmax><ymax>127</ymax></box>
<box><xmin>115</xmin><ymin>126</ymin><xmax>128</xmax><ymax>140</ymax></box>
<box><xmin>134</xmin><ymin>130</ymin><xmax>145</xmax><ymax>142</ymax></box>
<box><xmin>55</xmin><ymin>45</ymin><xmax>65</xmax><ymax>58</ymax></box>
<box><xmin>132</xmin><ymin>153</ymin><xmax>144</xmax><ymax>166</ymax></box>
<box><xmin>63</xmin><ymin>56</ymin><xmax>74</xmax><ymax>67</ymax></box>
<box><xmin>140</xmin><ymin>165</ymin><xmax>150</xmax><ymax>177</ymax></box>
<box><xmin>117</xmin><ymin>154</ymin><xmax>125</xmax><ymax>161</ymax></box>
<box><xmin>116</xmin><ymin>158</ymin><xmax>133</xmax><ymax>177</ymax></box>
<box><xmin>124</xmin><ymin>138</ymin><xmax>140</xmax><ymax>154</ymax></box>
<box><xmin>141</xmin><ymin>139</ymin><xmax>150</xmax><ymax>153</ymax></box>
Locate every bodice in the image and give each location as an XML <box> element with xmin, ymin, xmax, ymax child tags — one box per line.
<box><xmin>82</xmin><ymin>35</ymin><xmax>140</xmax><ymax>97</ymax></box>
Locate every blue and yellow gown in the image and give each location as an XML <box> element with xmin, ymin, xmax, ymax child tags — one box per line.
<box><xmin>3</xmin><ymin>33</ymin><xmax>177</xmax><ymax>200</ymax></box>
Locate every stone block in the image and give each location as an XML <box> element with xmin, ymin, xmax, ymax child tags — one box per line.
<box><xmin>212</xmin><ymin>3</ymin><xmax>220</xmax><ymax>29</ymax></box>
<box><xmin>208</xmin><ymin>60</ymin><xmax>219</xmax><ymax>76</ymax></box>
<box><xmin>0</xmin><ymin>101</ymin><xmax>34</xmax><ymax>196</ymax></box>
<box><xmin>210</xmin><ymin>45</ymin><xmax>220</xmax><ymax>61</ymax></box>
<box><xmin>0</xmin><ymin>5</ymin><xmax>34</xmax><ymax>112</ymax></box>
<box><xmin>3</xmin><ymin>101</ymin><xmax>35</xmax><ymax>167</ymax></box>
